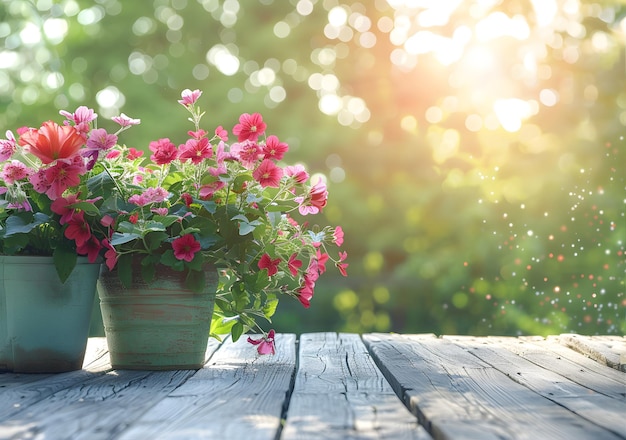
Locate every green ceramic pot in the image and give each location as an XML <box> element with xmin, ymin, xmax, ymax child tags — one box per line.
<box><xmin>97</xmin><ymin>260</ymin><xmax>217</xmax><ymax>370</ymax></box>
<box><xmin>0</xmin><ymin>255</ymin><xmax>100</xmax><ymax>373</ymax></box>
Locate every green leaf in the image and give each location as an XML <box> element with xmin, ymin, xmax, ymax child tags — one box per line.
<box><xmin>69</xmin><ymin>201</ymin><xmax>101</xmax><ymax>216</ymax></box>
<box><xmin>185</xmin><ymin>268</ymin><xmax>205</xmax><ymax>292</ymax></box>
<box><xmin>117</xmin><ymin>253</ymin><xmax>133</xmax><ymax>288</ymax></box>
<box><xmin>4</xmin><ymin>212</ymin><xmax>49</xmax><ymax>236</ymax></box>
<box><xmin>53</xmin><ymin>246</ymin><xmax>77</xmax><ymax>283</ymax></box>
<box><xmin>144</xmin><ymin>231</ymin><xmax>169</xmax><ymax>250</ymax></box>
<box><xmin>263</xmin><ymin>294</ymin><xmax>279</xmax><ymax>319</ymax></box>
<box><xmin>231</xmin><ymin>321</ymin><xmax>244</xmax><ymax>342</ymax></box>
<box><xmin>110</xmin><ymin>231</ymin><xmax>142</xmax><ymax>246</ymax></box>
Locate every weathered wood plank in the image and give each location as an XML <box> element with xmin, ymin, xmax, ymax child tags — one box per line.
<box><xmin>559</xmin><ymin>334</ymin><xmax>626</xmax><ymax>372</ymax></box>
<box><xmin>0</xmin><ymin>338</ymin><xmax>222</xmax><ymax>439</ymax></box>
<box><xmin>518</xmin><ymin>336</ymin><xmax>625</xmax><ymax>400</ymax></box>
<box><xmin>116</xmin><ymin>334</ymin><xmax>296</xmax><ymax>440</ymax></box>
<box><xmin>282</xmin><ymin>332</ymin><xmax>430</xmax><ymax>440</ymax></box>
<box><xmin>364</xmin><ymin>333</ymin><xmax>623</xmax><ymax>440</ymax></box>
<box><xmin>444</xmin><ymin>335</ymin><xmax>626</xmax><ymax>438</ymax></box>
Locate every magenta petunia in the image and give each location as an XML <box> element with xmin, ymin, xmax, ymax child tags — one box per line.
<box><xmin>247</xmin><ymin>329</ymin><xmax>276</xmax><ymax>355</ymax></box>
<box><xmin>172</xmin><ymin>234</ymin><xmax>201</xmax><ymax>262</ymax></box>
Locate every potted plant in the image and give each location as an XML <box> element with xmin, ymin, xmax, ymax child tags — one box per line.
<box><xmin>23</xmin><ymin>88</ymin><xmax>347</xmax><ymax>369</ymax></box>
<box><xmin>0</xmin><ymin>107</ymin><xmax>135</xmax><ymax>372</ymax></box>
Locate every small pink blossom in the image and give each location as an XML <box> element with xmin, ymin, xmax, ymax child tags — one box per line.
<box><xmin>42</xmin><ymin>156</ymin><xmax>86</xmax><ymax>200</ymax></box>
<box><xmin>288</xmin><ymin>253</ymin><xmax>303</xmax><ymax>276</ymax></box>
<box><xmin>60</xmin><ymin>106</ymin><xmax>97</xmax><ymax>133</ymax></box>
<box><xmin>172</xmin><ymin>234</ymin><xmax>201</xmax><ymax>262</ymax></box>
<box><xmin>230</xmin><ymin>141</ymin><xmax>261</xmax><ymax>169</ymax></box>
<box><xmin>215</xmin><ymin>126</ymin><xmax>228</xmax><ymax>141</ymax></box>
<box><xmin>0</xmin><ymin>131</ymin><xmax>17</xmax><ymax>161</ymax></box>
<box><xmin>284</xmin><ymin>164</ymin><xmax>309</xmax><ymax>184</ymax></box>
<box><xmin>295</xmin><ymin>180</ymin><xmax>328</xmax><ymax>215</ymax></box>
<box><xmin>333</xmin><ymin>226</ymin><xmax>344</xmax><ymax>246</ymax></box>
<box><xmin>126</xmin><ymin>148</ymin><xmax>144</xmax><ymax>160</ymax></box>
<box><xmin>337</xmin><ymin>251</ymin><xmax>349</xmax><ymax>277</ymax></box>
<box><xmin>87</xmin><ymin>128</ymin><xmax>117</xmax><ymax>151</ymax></box>
<box><xmin>198</xmin><ymin>181</ymin><xmax>225</xmax><ymax>199</ymax></box>
<box><xmin>247</xmin><ymin>329</ymin><xmax>276</xmax><ymax>355</ymax></box>
<box><xmin>1</xmin><ymin>160</ymin><xmax>32</xmax><ymax>184</ymax></box>
<box><xmin>50</xmin><ymin>194</ymin><xmax>81</xmax><ymax>224</ymax></box>
<box><xmin>177</xmin><ymin>89</ymin><xmax>202</xmax><ymax>106</ymax></box>
<box><xmin>102</xmin><ymin>239</ymin><xmax>118</xmax><ymax>271</ymax></box>
<box><xmin>151</xmin><ymin>207</ymin><xmax>168</xmax><ymax>216</ymax></box>
<box><xmin>112</xmin><ymin>113</ymin><xmax>141</xmax><ymax>127</ymax></box>
<box><xmin>232</xmin><ymin>113</ymin><xmax>266</xmax><ymax>142</ymax></box>
<box><xmin>128</xmin><ymin>187</ymin><xmax>169</xmax><ymax>206</ymax></box>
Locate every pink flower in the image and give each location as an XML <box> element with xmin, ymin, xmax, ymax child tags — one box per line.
<box><xmin>64</xmin><ymin>212</ymin><xmax>91</xmax><ymax>247</ymax></box>
<box><xmin>128</xmin><ymin>187</ymin><xmax>169</xmax><ymax>206</ymax></box>
<box><xmin>151</xmin><ymin>207</ymin><xmax>168</xmax><ymax>216</ymax></box>
<box><xmin>287</xmin><ymin>253</ymin><xmax>303</xmax><ymax>276</ymax></box>
<box><xmin>215</xmin><ymin>126</ymin><xmax>228</xmax><ymax>141</ymax></box>
<box><xmin>42</xmin><ymin>155</ymin><xmax>86</xmax><ymax>199</ymax></box>
<box><xmin>284</xmin><ymin>164</ymin><xmax>309</xmax><ymax>185</ymax></box>
<box><xmin>102</xmin><ymin>239</ymin><xmax>118</xmax><ymax>271</ymax></box>
<box><xmin>262</xmin><ymin>135</ymin><xmax>288</xmax><ymax>160</ymax></box>
<box><xmin>1</xmin><ymin>160</ymin><xmax>32</xmax><ymax>184</ymax></box>
<box><xmin>295</xmin><ymin>180</ymin><xmax>328</xmax><ymax>215</ymax></box>
<box><xmin>230</xmin><ymin>141</ymin><xmax>261</xmax><ymax>169</ymax></box>
<box><xmin>333</xmin><ymin>226</ymin><xmax>344</xmax><ymax>246</ymax></box>
<box><xmin>209</xmin><ymin>141</ymin><xmax>228</xmax><ymax>176</ymax></box>
<box><xmin>297</xmin><ymin>272</ymin><xmax>316</xmax><ymax>308</ymax></box>
<box><xmin>50</xmin><ymin>194</ymin><xmax>80</xmax><ymax>224</ymax></box>
<box><xmin>198</xmin><ymin>181</ymin><xmax>225</xmax><ymax>199</ymax></box>
<box><xmin>0</xmin><ymin>131</ymin><xmax>17</xmax><ymax>161</ymax></box>
<box><xmin>149</xmin><ymin>138</ymin><xmax>178</xmax><ymax>164</ymax></box>
<box><xmin>247</xmin><ymin>329</ymin><xmax>276</xmax><ymax>355</ymax></box>
<box><xmin>188</xmin><ymin>129</ymin><xmax>207</xmax><ymax>139</ymax></box>
<box><xmin>76</xmin><ymin>235</ymin><xmax>102</xmax><ymax>263</ymax></box>
<box><xmin>172</xmin><ymin>234</ymin><xmax>201</xmax><ymax>262</ymax></box>
<box><xmin>178</xmin><ymin>137</ymin><xmax>212</xmax><ymax>164</ymax></box>
<box><xmin>253</xmin><ymin>159</ymin><xmax>283</xmax><ymax>188</ymax></box>
<box><xmin>232</xmin><ymin>113</ymin><xmax>266</xmax><ymax>142</ymax></box>
<box><xmin>127</xmin><ymin>148</ymin><xmax>144</xmax><ymax>160</ymax></box>
<box><xmin>59</xmin><ymin>106</ymin><xmax>97</xmax><ymax>133</ymax></box>
<box><xmin>178</xmin><ymin>89</ymin><xmax>202</xmax><ymax>106</ymax></box>
<box><xmin>86</xmin><ymin>128</ymin><xmax>117</xmax><ymax>151</ymax></box>
<box><xmin>337</xmin><ymin>251</ymin><xmax>349</xmax><ymax>277</ymax></box>
<box><xmin>112</xmin><ymin>113</ymin><xmax>141</xmax><ymax>127</ymax></box>
<box><xmin>258</xmin><ymin>253</ymin><xmax>281</xmax><ymax>276</ymax></box>
<box><xmin>106</xmin><ymin>150</ymin><xmax>121</xmax><ymax>160</ymax></box>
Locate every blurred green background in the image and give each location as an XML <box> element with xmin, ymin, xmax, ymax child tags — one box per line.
<box><xmin>1</xmin><ymin>0</ymin><xmax>624</xmax><ymax>336</ymax></box>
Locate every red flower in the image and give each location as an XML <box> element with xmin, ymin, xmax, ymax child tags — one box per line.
<box><xmin>247</xmin><ymin>329</ymin><xmax>276</xmax><ymax>355</ymax></box>
<box><xmin>149</xmin><ymin>138</ymin><xmax>178</xmax><ymax>165</ymax></box>
<box><xmin>178</xmin><ymin>137</ymin><xmax>212</xmax><ymax>164</ymax></box>
<box><xmin>287</xmin><ymin>253</ymin><xmax>303</xmax><ymax>276</ymax></box>
<box><xmin>172</xmin><ymin>234</ymin><xmax>201</xmax><ymax>262</ymax></box>
<box><xmin>297</xmin><ymin>271</ymin><xmax>317</xmax><ymax>308</ymax></box>
<box><xmin>18</xmin><ymin>121</ymin><xmax>86</xmax><ymax>164</ymax></box>
<box><xmin>50</xmin><ymin>194</ymin><xmax>80</xmax><ymax>225</ymax></box>
<box><xmin>253</xmin><ymin>159</ymin><xmax>283</xmax><ymax>188</ymax></box>
<box><xmin>126</xmin><ymin>148</ymin><xmax>144</xmax><ymax>160</ymax></box>
<box><xmin>258</xmin><ymin>253</ymin><xmax>281</xmax><ymax>276</ymax></box>
<box><xmin>76</xmin><ymin>235</ymin><xmax>102</xmax><ymax>263</ymax></box>
<box><xmin>232</xmin><ymin>113</ymin><xmax>267</xmax><ymax>142</ymax></box>
<box><xmin>64</xmin><ymin>212</ymin><xmax>91</xmax><ymax>247</ymax></box>
<box><xmin>337</xmin><ymin>251</ymin><xmax>349</xmax><ymax>277</ymax></box>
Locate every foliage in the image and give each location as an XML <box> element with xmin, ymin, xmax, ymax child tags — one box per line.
<box><xmin>0</xmin><ymin>88</ymin><xmax>347</xmax><ymax>349</ymax></box>
<box><xmin>0</xmin><ymin>0</ymin><xmax>624</xmax><ymax>336</ymax></box>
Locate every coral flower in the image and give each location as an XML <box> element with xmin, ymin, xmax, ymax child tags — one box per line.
<box><xmin>18</xmin><ymin>121</ymin><xmax>86</xmax><ymax>164</ymax></box>
<box><xmin>172</xmin><ymin>234</ymin><xmax>201</xmax><ymax>262</ymax></box>
<box><xmin>262</xmin><ymin>135</ymin><xmax>288</xmax><ymax>160</ymax></box>
<box><xmin>149</xmin><ymin>138</ymin><xmax>178</xmax><ymax>165</ymax></box>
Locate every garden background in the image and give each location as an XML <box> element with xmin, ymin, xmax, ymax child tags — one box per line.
<box><xmin>1</xmin><ymin>0</ymin><xmax>624</xmax><ymax>336</ymax></box>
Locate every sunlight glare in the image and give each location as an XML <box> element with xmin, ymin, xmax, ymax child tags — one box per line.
<box><xmin>494</xmin><ymin>98</ymin><xmax>532</xmax><ymax>132</ymax></box>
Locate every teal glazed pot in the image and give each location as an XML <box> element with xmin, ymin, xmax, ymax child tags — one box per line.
<box><xmin>0</xmin><ymin>256</ymin><xmax>100</xmax><ymax>373</ymax></box>
<box><xmin>97</xmin><ymin>260</ymin><xmax>217</xmax><ymax>370</ymax></box>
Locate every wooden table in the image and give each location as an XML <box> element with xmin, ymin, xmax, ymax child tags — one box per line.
<box><xmin>0</xmin><ymin>333</ymin><xmax>624</xmax><ymax>439</ymax></box>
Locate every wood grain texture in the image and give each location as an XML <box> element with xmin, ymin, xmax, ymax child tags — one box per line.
<box><xmin>282</xmin><ymin>332</ymin><xmax>430</xmax><ymax>440</ymax></box>
<box><xmin>364</xmin><ymin>333</ymin><xmax>624</xmax><ymax>440</ymax></box>
<box><xmin>559</xmin><ymin>334</ymin><xmax>626</xmax><ymax>372</ymax></box>
<box><xmin>116</xmin><ymin>333</ymin><xmax>296</xmax><ymax>440</ymax></box>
